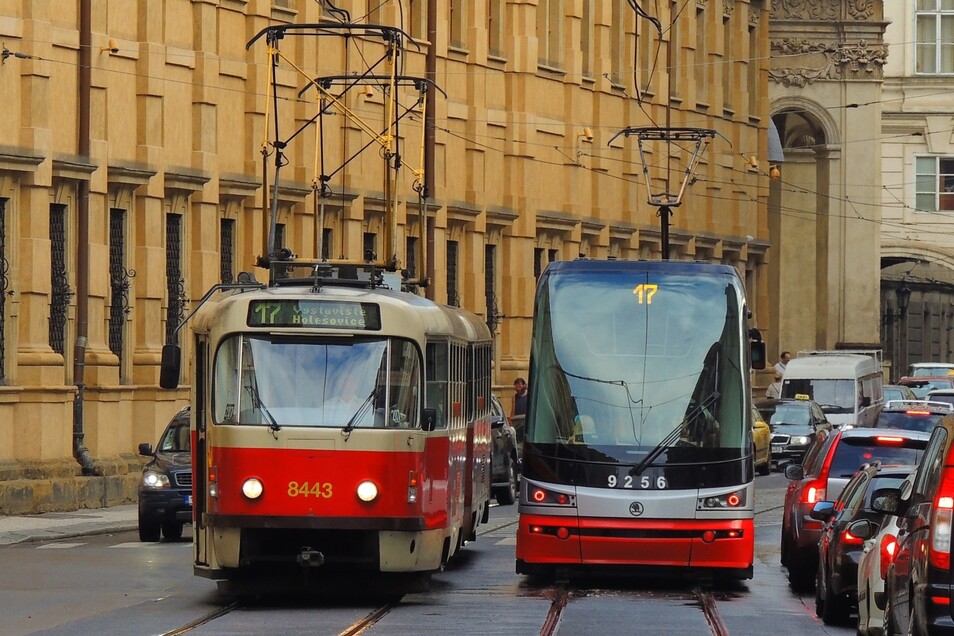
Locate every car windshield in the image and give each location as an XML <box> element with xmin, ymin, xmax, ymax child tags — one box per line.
<box><xmin>876</xmin><ymin>411</ymin><xmax>947</xmax><ymax>432</ymax></box>
<box><xmin>829</xmin><ymin>439</ymin><xmax>925</xmax><ymax>478</ymax></box>
<box><xmin>769</xmin><ymin>403</ymin><xmax>811</xmax><ymax>426</ymax></box>
<box><xmin>158</xmin><ymin>421</ymin><xmax>190</xmax><ymax>453</ymax></box>
<box><xmin>910</xmin><ymin>366</ymin><xmax>954</xmax><ymax>377</ymax></box>
<box><xmin>906</xmin><ymin>380</ymin><xmax>954</xmax><ymax>398</ymax></box>
<box><xmin>781</xmin><ymin>378</ymin><xmax>855</xmax><ymax>412</ymax></box>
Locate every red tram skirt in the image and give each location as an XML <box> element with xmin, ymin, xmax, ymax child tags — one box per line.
<box><xmin>517</xmin><ymin>514</ymin><xmax>754</xmax><ymax>570</ymax></box>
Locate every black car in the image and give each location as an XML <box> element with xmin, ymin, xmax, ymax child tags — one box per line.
<box><xmin>490</xmin><ymin>396</ymin><xmax>518</xmax><ymax>505</ymax></box>
<box><xmin>761</xmin><ymin>398</ymin><xmax>832</xmax><ymax>467</ymax></box>
<box><xmin>137</xmin><ymin>406</ymin><xmax>192</xmax><ymax>542</ymax></box>
<box><xmin>811</xmin><ymin>463</ymin><xmax>913</xmax><ymax>625</ymax></box>
<box><xmin>874</xmin><ymin>399</ymin><xmax>953</xmax><ymax>432</ymax></box>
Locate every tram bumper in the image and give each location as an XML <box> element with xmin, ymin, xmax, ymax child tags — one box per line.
<box><xmin>517</xmin><ymin>513</ymin><xmax>753</xmax><ymax>573</ymax></box>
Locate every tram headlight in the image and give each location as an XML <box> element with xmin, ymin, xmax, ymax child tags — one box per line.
<box><xmin>357</xmin><ymin>480</ymin><xmax>379</xmax><ymax>502</ymax></box>
<box><xmin>698</xmin><ymin>488</ymin><xmax>747</xmax><ymax>510</ymax></box>
<box><xmin>241</xmin><ymin>478</ymin><xmax>264</xmax><ymax>500</ymax></box>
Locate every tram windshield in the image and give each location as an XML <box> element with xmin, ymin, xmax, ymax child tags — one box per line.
<box><xmin>212</xmin><ymin>335</ymin><xmax>421</xmax><ymax>429</ymax></box>
<box><xmin>527</xmin><ymin>267</ymin><xmax>748</xmax><ymax>464</ymax></box>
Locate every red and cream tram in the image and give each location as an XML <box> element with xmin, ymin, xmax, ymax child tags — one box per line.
<box><xmin>160</xmin><ymin>262</ymin><xmax>494</xmax><ymax>592</ymax></box>
<box><xmin>516</xmin><ymin>259</ymin><xmax>765</xmax><ymax>580</ymax></box>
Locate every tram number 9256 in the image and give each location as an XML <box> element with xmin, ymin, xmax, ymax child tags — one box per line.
<box><xmin>608</xmin><ymin>473</ymin><xmax>668</xmax><ymax>489</ymax></box>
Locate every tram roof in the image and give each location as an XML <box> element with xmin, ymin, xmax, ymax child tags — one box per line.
<box><xmin>188</xmin><ymin>282</ymin><xmax>492</xmax><ymax>344</ymax></box>
<box><xmin>542</xmin><ymin>258</ymin><xmax>741</xmax><ymax>278</ymax></box>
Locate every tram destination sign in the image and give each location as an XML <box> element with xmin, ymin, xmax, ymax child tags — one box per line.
<box><xmin>247</xmin><ymin>300</ymin><xmax>382</xmax><ymax>330</ymax></box>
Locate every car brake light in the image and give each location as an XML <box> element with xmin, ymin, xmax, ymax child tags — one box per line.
<box><xmin>875</xmin><ymin>436</ymin><xmax>905</xmax><ymax>445</ymax></box>
<box><xmin>802</xmin><ymin>480</ymin><xmax>826</xmax><ymax>505</ymax></box>
<box><xmin>930</xmin><ymin>468</ymin><xmax>954</xmax><ymax>570</ymax></box>
<box><xmin>842</xmin><ymin>528</ymin><xmax>864</xmax><ymax>545</ymax></box>
<box><xmin>880</xmin><ymin>534</ymin><xmax>897</xmax><ymax>580</ymax></box>
<box><xmin>904</xmin><ymin>410</ymin><xmax>931</xmax><ymax>416</ymax></box>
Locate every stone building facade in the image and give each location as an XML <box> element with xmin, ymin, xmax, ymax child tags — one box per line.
<box><xmin>879</xmin><ymin>1</ymin><xmax>954</xmax><ymax>379</ymax></box>
<box><xmin>767</xmin><ymin>0</ymin><xmax>888</xmax><ymax>359</ymax></box>
<box><xmin>0</xmin><ymin>0</ymin><xmax>772</xmax><ymax>513</ymax></box>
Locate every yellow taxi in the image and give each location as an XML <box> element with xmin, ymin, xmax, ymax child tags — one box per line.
<box><xmin>751</xmin><ymin>405</ymin><xmax>772</xmax><ymax>475</ymax></box>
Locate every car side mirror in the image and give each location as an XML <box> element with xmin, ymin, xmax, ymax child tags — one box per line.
<box><xmin>809</xmin><ymin>501</ymin><xmax>836</xmax><ymax>521</ymax></box>
<box><xmin>422</xmin><ymin>407</ymin><xmax>437</xmax><ymax>432</ymax></box>
<box><xmin>870</xmin><ymin>487</ymin><xmax>901</xmax><ymax>515</ymax></box>
<box><xmin>784</xmin><ymin>463</ymin><xmax>805</xmax><ymax>481</ymax></box>
<box><xmin>138</xmin><ymin>442</ymin><xmax>154</xmax><ymax>457</ymax></box>
<box><xmin>847</xmin><ymin>518</ymin><xmax>878</xmax><ymax>541</ymax></box>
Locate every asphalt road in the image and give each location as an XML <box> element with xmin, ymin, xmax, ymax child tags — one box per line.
<box><xmin>0</xmin><ymin>471</ymin><xmax>854</xmax><ymax>635</ymax></box>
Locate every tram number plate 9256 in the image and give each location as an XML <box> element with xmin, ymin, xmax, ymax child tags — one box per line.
<box><xmin>608</xmin><ymin>471</ymin><xmax>667</xmax><ymax>489</ymax></box>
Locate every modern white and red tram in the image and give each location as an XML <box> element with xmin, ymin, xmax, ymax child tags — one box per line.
<box><xmin>160</xmin><ymin>262</ymin><xmax>494</xmax><ymax>592</ymax></box>
<box><xmin>515</xmin><ymin>259</ymin><xmax>765</xmax><ymax>580</ymax></box>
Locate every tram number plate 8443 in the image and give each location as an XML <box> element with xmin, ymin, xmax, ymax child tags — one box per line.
<box><xmin>608</xmin><ymin>472</ymin><xmax>667</xmax><ymax>489</ymax></box>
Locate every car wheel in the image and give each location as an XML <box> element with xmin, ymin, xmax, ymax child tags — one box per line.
<box><xmin>757</xmin><ymin>453</ymin><xmax>771</xmax><ymax>476</ymax></box>
<box><xmin>821</xmin><ymin>569</ymin><xmax>849</xmax><ymax>625</ymax></box>
<box><xmin>138</xmin><ymin>512</ymin><xmax>161</xmax><ymax>543</ymax></box>
<box><xmin>494</xmin><ymin>458</ymin><xmax>517</xmax><ymax>506</ymax></box>
<box><xmin>780</xmin><ymin>532</ymin><xmax>790</xmax><ymax>567</ymax></box>
<box><xmin>788</xmin><ymin>557</ymin><xmax>815</xmax><ymax>592</ymax></box>
<box><xmin>162</xmin><ymin>521</ymin><xmax>184</xmax><ymax>541</ymax></box>
<box><xmin>815</xmin><ymin>566</ymin><xmax>825</xmax><ymax>617</ymax></box>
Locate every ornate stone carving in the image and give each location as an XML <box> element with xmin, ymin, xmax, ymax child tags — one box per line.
<box><xmin>769</xmin><ymin>38</ymin><xmax>887</xmax><ymax>86</ymax></box>
<box><xmin>771</xmin><ymin>0</ymin><xmax>875</xmax><ymax>20</ymax></box>
<box><xmin>723</xmin><ymin>0</ymin><xmax>735</xmax><ymax>18</ymax></box>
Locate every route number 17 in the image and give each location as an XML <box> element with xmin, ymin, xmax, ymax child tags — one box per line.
<box><xmin>633</xmin><ymin>284</ymin><xmax>658</xmax><ymax>304</ymax></box>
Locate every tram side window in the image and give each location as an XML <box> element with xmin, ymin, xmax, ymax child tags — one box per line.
<box><xmin>426</xmin><ymin>341</ymin><xmax>448</xmax><ymax>429</ymax></box>
<box><xmin>213</xmin><ymin>337</ymin><xmax>241</xmax><ymax>423</ymax></box>
<box><xmin>388</xmin><ymin>340</ymin><xmax>420</xmax><ymax>428</ymax></box>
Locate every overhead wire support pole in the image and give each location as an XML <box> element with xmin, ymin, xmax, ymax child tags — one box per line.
<box><xmin>607</xmin><ymin>127</ymin><xmax>720</xmax><ymax>260</ymax></box>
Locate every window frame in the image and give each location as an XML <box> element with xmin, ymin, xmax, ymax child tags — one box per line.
<box><xmin>915</xmin><ymin>0</ymin><xmax>954</xmax><ymax>75</ymax></box>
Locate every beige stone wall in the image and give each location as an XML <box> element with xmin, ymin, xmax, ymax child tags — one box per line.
<box><xmin>0</xmin><ymin>0</ymin><xmax>771</xmax><ymax>512</ymax></box>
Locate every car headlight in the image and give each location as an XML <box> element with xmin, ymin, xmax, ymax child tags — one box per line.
<box><xmin>790</xmin><ymin>435</ymin><xmax>810</xmax><ymax>445</ymax></box>
<box><xmin>142</xmin><ymin>471</ymin><xmax>170</xmax><ymax>488</ymax></box>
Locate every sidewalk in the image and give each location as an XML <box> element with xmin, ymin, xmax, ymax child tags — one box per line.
<box><xmin>0</xmin><ymin>504</ymin><xmax>138</xmax><ymax>546</ymax></box>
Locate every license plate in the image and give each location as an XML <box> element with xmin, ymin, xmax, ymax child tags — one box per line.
<box><xmin>771</xmin><ymin>444</ymin><xmax>784</xmax><ymax>452</ymax></box>
<box><xmin>185</xmin><ymin>495</ymin><xmax>192</xmax><ymax>506</ymax></box>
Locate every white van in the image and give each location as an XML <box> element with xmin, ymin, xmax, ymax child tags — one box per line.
<box><xmin>779</xmin><ymin>350</ymin><xmax>884</xmax><ymax>428</ymax></box>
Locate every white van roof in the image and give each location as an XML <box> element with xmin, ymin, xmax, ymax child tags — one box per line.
<box><xmin>783</xmin><ymin>354</ymin><xmax>879</xmax><ymax>379</ymax></box>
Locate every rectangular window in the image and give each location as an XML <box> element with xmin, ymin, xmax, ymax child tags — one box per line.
<box><xmin>580</xmin><ymin>1</ymin><xmax>592</xmax><ymax>78</ymax></box>
<box><xmin>548</xmin><ymin>248</ymin><xmax>559</xmax><ymax>264</ymax></box>
<box><xmin>668</xmin><ymin>2</ymin><xmax>680</xmax><ymax>100</ymax></box>
<box><xmin>447</xmin><ymin>240</ymin><xmax>459</xmax><ymax>306</ymax></box>
<box><xmin>484</xmin><ymin>244</ymin><xmax>498</xmax><ymax>332</ymax></box>
<box><xmin>916</xmin><ymin>0</ymin><xmax>954</xmax><ymax>74</ymax></box>
<box><xmin>49</xmin><ymin>204</ymin><xmax>70</xmax><ymax>355</ymax></box>
<box><xmin>747</xmin><ymin>23</ymin><xmax>759</xmax><ymax>116</ymax></box>
<box><xmin>322</xmin><ymin>228</ymin><xmax>333</xmax><ymax>260</ymax></box>
<box><xmin>695</xmin><ymin>6</ymin><xmax>708</xmax><ymax>105</ymax></box>
<box><xmin>637</xmin><ymin>9</ymin><xmax>656</xmax><ymax>95</ymax></box>
<box><xmin>534</xmin><ymin>247</ymin><xmax>545</xmax><ymax>278</ymax></box>
<box><xmin>723</xmin><ymin>15</ymin><xmax>733</xmax><ymax>110</ymax></box>
<box><xmin>450</xmin><ymin>0</ymin><xmax>464</xmax><ymax>49</ymax></box>
<box><xmin>408</xmin><ymin>0</ymin><xmax>426</xmax><ymax>40</ymax></box>
<box><xmin>109</xmin><ymin>209</ymin><xmax>127</xmax><ymax>359</ymax></box>
<box><xmin>537</xmin><ymin>0</ymin><xmax>563</xmax><ymax>68</ymax></box>
<box><xmin>488</xmin><ymin>0</ymin><xmax>504</xmax><ymax>56</ymax></box>
<box><xmin>609</xmin><ymin>2</ymin><xmax>624</xmax><ymax>84</ymax></box>
<box><xmin>406</xmin><ymin>236</ymin><xmax>418</xmax><ymax>278</ymax></box>
<box><xmin>220</xmin><ymin>218</ymin><xmax>234</xmax><ymax>284</ymax></box>
<box><xmin>915</xmin><ymin>156</ymin><xmax>954</xmax><ymax>211</ymax></box>
<box><xmin>363</xmin><ymin>232</ymin><xmax>377</xmax><ymax>262</ymax></box>
<box><xmin>0</xmin><ymin>199</ymin><xmax>6</xmax><ymax>380</ymax></box>
<box><xmin>275</xmin><ymin>223</ymin><xmax>286</xmax><ymax>251</ymax></box>
<box><xmin>165</xmin><ymin>213</ymin><xmax>184</xmax><ymax>346</ymax></box>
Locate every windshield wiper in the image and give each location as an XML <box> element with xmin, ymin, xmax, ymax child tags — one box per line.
<box><xmin>629</xmin><ymin>390</ymin><xmax>720</xmax><ymax>477</ymax></box>
<box><xmin>245</xmin><ymin>384</ymin><xmax>280</xmax><ymax>433</ymax></box>
<box><xmin>342</xmin><ymin>388</ymin><xmax>378</xmax><ymax>434</ymax></box>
